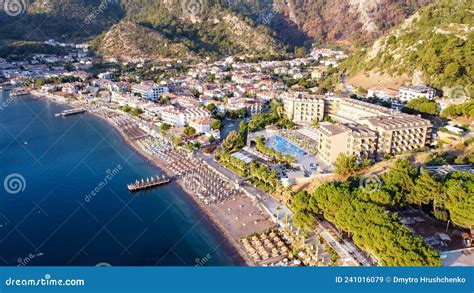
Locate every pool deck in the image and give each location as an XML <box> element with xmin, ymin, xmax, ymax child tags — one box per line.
<box><xmin>248</xmin><ymin>129</ymin><xmax>332</xmax><ymax>174</ymax></box>
<box><xmin>265</xmin><ymin>135</ymin><xmax>307</xmax><ymax>157</ymax></box>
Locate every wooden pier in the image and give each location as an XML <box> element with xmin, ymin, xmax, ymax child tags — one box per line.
<box><xmin>10</xmin><ymin>90</ymin><xmax>29</xmax><ymax>97</ymax></box>
<box><xmin>127</xmin><ymin>175</ymin><xmax>171</xmax><ymax>192</ymax></box>
<box><xmin>55</xmin><ymin>108</ymin><xmax>87</xmax><ymax>117</ymax></box>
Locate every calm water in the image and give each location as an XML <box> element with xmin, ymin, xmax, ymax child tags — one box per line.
<box><xmin>0</xmin><ymin>93</ymin><xmax>241</xmax><ymax>266</ymax></box>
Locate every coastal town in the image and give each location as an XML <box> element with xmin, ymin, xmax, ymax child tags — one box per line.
<box><xmin>1</xmin><ymin>39</ymin><xmax>473</xmax><ymax>267</ymax></box>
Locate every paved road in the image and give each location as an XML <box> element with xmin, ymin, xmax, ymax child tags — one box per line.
<box><xmin>315</xmin><ymin>221</ymin><xmax>358</xmax><ymax>266</ymax></box>
<box><xmin>220</xmin><ymin>118</ymin><xmax>245</xmax><ymax>140</ymax></box>
<box><xmin>424</xmin><ymin>164</ymin><xmax>473</xmax><ymax>177</ymax></box>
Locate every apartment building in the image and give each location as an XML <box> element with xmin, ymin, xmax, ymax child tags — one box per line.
<box><xmin>160</xmin><ymin>107</ymin><xmax>211</xmax><ymax>127</ymax></box>
<box><xmin>331</xmin><ymin>98</ymin><xmax>432</xmax><ymax>156</ymax></box>
<box><xmin>228</xmin><ymin>98</ymin><xmax>264</xmax><ymax>116</ymax></box>
<box><xmin>399</xmin><ymin>85</ymin><xmax>436</xmax><ymax>102</ymax></box>
<box><xmin>362</xmin><ymin>115</ymin><xmax>432</xmax><ymax>156</ymax></box>
<box><xmin>312</xmin><ymin>122</ymin><xmax>378</xmax><ymax>165</ymax></box>
<box><xmin>283</xmin><ymin>93</ymin><xmax>325</xmax><ymax>124</ymax></box>
<box><xmin>284</xmin><ymin>94</ymin><xmax>433</xmax><ymax>159</ymax></box>
<box><xmin>347</xmin><ymin>124</ymin><xmax>379</xmax><ymax>161</ymax></box>
<box><xmin>328</xmin><ymin>96</ymin><xmax>393</xmax><ymax>123</ymax></box>
<box><xmin>132</xmin><ymin>83</ymin><xmax>169</xmax><ymax>101</ymax></box>
<box><xmin>189</xmin><ymin>117</ymin><xmax>214</xmax><ymax>134</ymax></box>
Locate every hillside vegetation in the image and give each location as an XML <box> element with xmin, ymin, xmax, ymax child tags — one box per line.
<box><xmin>268</xmin><ymin>0</ymin><xmax>434</xmax><ymax>47</ymax></box>
<box><xmin>293</xmin><ymin>159</ymin><xmax>474</xmax><ymax>266</ymax></box>
<box><xmin>0</xmin><ymin>0</ymin><xmax>123</xmax><ymax>41</ymax></box>
<box><xmin>0</xmin><ymin>0</ymin><xmax>435</xmax><ymax>59</ymax></box>
<box><xmin>90</xmin><ymin>22</ymin><xmax>193</xmax><ymax>60</ymax></box>
<box><xmin>343</xmin><ymin>0</ymin><xmax>474</xmax><ymax>95</ymax></box>
<box><xmin>119</xmin><ymin>4</ymin><xmax>282</xmax><ymax>58</ymax></box>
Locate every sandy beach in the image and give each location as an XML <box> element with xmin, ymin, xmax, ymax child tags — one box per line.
<box><xmin>30</xmin><ymin>92</ymin><xmax>273</xmax><ymax>266</ymax></box>
<box><xmin>94</xmin><ymin>111</ymin><xmax>268</xmax><ymax>266</ymax></box>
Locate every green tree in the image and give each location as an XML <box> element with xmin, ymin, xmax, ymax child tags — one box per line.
<box><xmin>208</xmin><ymin>135</ymin><xmax>216</xmax><ymax>144</ymax></box>
<box><xmin>211</xmin><ymin>120</ymin><xmax>222</xmax><ymax>131</ymax></box>
<box><xmin>206</xmin><ymin>103</ymin><xmax>216</xmax><ymax>112</ymax></box>
<box><xmin>311</xmin><ymin>182</ymin><xmax>441</xmax><ymax>266</ymax></box>
<box><xmin>404</xmin><ymin>97</ymin><xmax>439</xmax><ymax>115</ymax></box>
<box><xmin>293</xmin><ymin>211</ymin><xmax>315</xmax><ymax>230</ymax></box>
<box><xmin>292</xmin><ymin>191</ymin><xmax>311</xmax><ymax>213</ymax></box>
<box><xmin>444</xmin><ymin>171</ymin><xmax>474</xmax><ymax>229</ymax></box>
<box><xmin>382</xmin><ymin>159</ymin><xmax>417</xmax><ymax>206</ymax></box>
<box><xmin>294</xmin><ymin>47</ymin><xmax>307</xmax><ymax>58</ymax></box>
<box><xmin>440</xmin><ymin>100</ymin><xmax>474</xmax><ymax>119</ymax></box>
<box><xmin>222</xmin><ymin>130</ymin><xmax>244</xmax><ymax>152</ymax></box>
<box><xmin>410</xmin><ymin>169</ymin><xmax>443</xmax><ymax>206</ymax></box>
<box><xmin>160</xmin><ymin>123</ymin><xmax>172</xmax><ymax>132</ymax></box>
<box><xmin>357</xmin><ymin>87</ymin><xmax>368</xmax><ymax>95</ymax></box>
<box><xmin>130</xmin><ymin>108</ymin><xmax>143</xmax><ymax>116</ymax></box>
<box><xmin>334</xmin><ymin>154</ymin><xmax>360</xmax><ymax>176</ymax></box>
<box><xmin>184</xmin><ymin>126</ymin><xmax>197</xmax><ymax>137</ymax></box>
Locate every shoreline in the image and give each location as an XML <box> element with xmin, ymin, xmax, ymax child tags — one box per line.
<box><xmin>30</xmin><ymin>91</ymin><xmax>253</xmax><ymax>266</ymax></box>
<box><xmin>102</xmin><ymin>115</ymin><xmax>253</xmax><ymax>266</ymax></box>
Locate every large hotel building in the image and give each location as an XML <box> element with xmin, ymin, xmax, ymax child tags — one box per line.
<box><xmin>283</xmin><ymin>93</ymin><xmax>432</xmax><ymax>164</ymax></box>
<box><xmin>311</xmin><ymin>122</ymin><xmax>378</xmax><ymax>165</ymax></box>
<box><xmin>283</xmin><ymin>93</ymin><xmax>325</xmax><ymax>124</ymax></box>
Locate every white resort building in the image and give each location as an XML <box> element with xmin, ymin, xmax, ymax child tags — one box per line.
<box><xmin>160</xmin><ymin>107</ymin><xmax>211</xmax><ymax>127</ymax></box>
<box><xmin>399</xmin><ymin>85</ymin><xmax>436</xmax><ymax>102</ymax></box>
<box><xmin>282</xmin><ymin>92</ymin><xmax>325</xmax><ymax>124</ymax></box>
<box><xmin>132</xmin><ymin>83</ymin><xmax>170</xmax><ymax>101</ymax></box>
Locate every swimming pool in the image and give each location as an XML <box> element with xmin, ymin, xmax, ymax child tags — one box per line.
<box><xmin>266</xmin><ymin>136</ymin><xmax>306</xmax><ymax>157</ymax></box>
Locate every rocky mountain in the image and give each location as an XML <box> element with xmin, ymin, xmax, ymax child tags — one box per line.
<box><xmin>0</xmin><ymin>0</ymin><xmax>437</xmax><ymax>59</ymax></box>
<box><xmin>0</xmin><ymin>0</ymin><xmax>282</xmax><ymax>59</ymax></box>
<box><xmin>0</xmin><ymin>0</ymin><xmax>123</xmax><ymax>41</ymax></box>
<box><xmin>266</xmin><ymin>0</ymin><xmax>434</xmax><ymax>47</ymax></box>
<box><xmin>343</xmin><ymin>0</ymin><xmax>474</xmax><ymax>95</ymax></box>
<box><xmin>90</xmin><ymin>21</ymin><xmax>194</xmax><ymax>61</ymax></box>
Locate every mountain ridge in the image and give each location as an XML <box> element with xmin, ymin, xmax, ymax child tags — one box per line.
<box><xmin>343</xmin><ymin>0</ymin><xmax>474</xmax><ymax>95</ymax></box>
<box><xmin>0</xmin><ymin>0</ymin><xmax>434</xmax><ymax>59</ymax></box>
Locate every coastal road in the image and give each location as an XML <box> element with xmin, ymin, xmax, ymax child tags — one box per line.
<box><xmin>220</xmin><ymin>118</ymin><xmax>245</xmax><ymax>141</ymax></box>
<box><xmin>315</xmin><ymin>220</ymin><xmax>374</xmax><ymax>266</ymax></box>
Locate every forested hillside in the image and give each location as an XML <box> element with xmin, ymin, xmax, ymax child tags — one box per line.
<box><xmin>0</xmin><ymin>0</ymin><xmax>435</xmax><ymax>59</ymax></box>
<box><xmin>343</xmin><ymin>0</ymin><xmax>474</xmax><ymax>94</ymax></box>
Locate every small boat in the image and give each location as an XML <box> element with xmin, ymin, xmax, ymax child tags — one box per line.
<box><xmin>24</xmin><ymin>141</ymin><xmax>28</xmax><ymax>145</ymax></box>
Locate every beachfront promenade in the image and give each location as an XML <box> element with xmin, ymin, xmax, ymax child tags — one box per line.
<box><xmin>315</xmin><ymin>220</ymin><xmax>373</xmax><ymax>266</ymax></box>
<box><xmin>195</xmin><ymin>152</ymin><xmax>374</xmax><ymax>266</ymax></box>
<box><xmin>55</xmin><ymin>102</ymin><xmax>372</xmax><ymax>266</ymax></box>
<box><xmin>195</xmin><ymin>152</ymin><xmax>293</xmax><ymax>225</ymax></box>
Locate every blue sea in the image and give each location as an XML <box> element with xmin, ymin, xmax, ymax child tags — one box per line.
<box><xmin>0</xmin><ymin>92</ymin><xmax>241</xmax><ymax>266</ymax></box>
